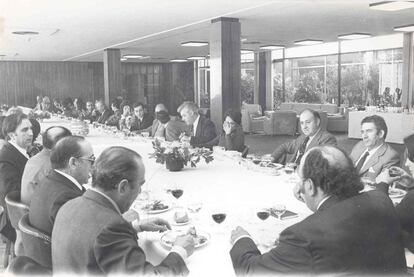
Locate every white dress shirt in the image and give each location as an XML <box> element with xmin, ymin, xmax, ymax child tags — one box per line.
<box><xmin>192</xmin><ymin>115</ymin><xmax>200</xmax><ymax>136</ymax></box>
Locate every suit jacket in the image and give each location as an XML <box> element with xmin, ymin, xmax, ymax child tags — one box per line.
<box><xmin>141</xmin><ymin>119</ymin><xmax>161</xmax><ymax>136</ymax></box>
<box><xmin>218</xmin><ymin>124</ymin><xmax>245</xmax><ymax>152</ymax></box>
<box><xmin>130</xmin><ymin>114</ymin><xmax>153</xmax><ymax>132</ymax></box>
<box><xmin>166</xmin><ymin>119</ymin><xmax>189</xmax><ymax>142</ymax></box>
<box><xmin>230</xmin><ymin>191</ymin><xmax>406</xmax><ymax>275</ymax></box>
<box><xmin>96</xmin><ymin>109</ymin><xmax>112</xmax><ymax>124</ymax></box>
<box><xmin>190</xmin><ymin>116</ymin><xmax>217</xmax><ymax>148</ymax></box>
<box><xmin>350</xmin><ymin>141</ymin><xmax>400</xmax><ymax>178</ymax></box>
<box><xmin>271</xmin><ymin>129</ymin><xmax>337</xmax><ymax>164</ymax></box>
<box><xmin>393</xmin><ymin>190</ymin><xmax>414</xmax><ymax>253</ymax></box>
<box><xmin>21</xmin><ymin>148</ymin><xmax>52</xmax><ymax>206</ymax></box>
<box><xmin>52</xmin><ymin>189</ymin><xmax>189</xmax><ymax>275</ymax></box>
<box><xmin>0</xmin><ymin>142</ymin><xmax>28</xmax><ymax>241</ymax></box>
<box><xmin>29</xmin><ymin>170</ymin><xmax>84</xmax><ymax>236</ymax></box>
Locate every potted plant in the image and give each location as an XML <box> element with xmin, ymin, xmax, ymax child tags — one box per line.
<box><xmin>149</xmin><ymin>139</ymin><xmax>214</xmax><ymax>171</ymax></box>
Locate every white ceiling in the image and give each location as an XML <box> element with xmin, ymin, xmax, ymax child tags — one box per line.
<box><xmin>0</xmin><ymin>0</ymin><xmax>413</xmax><ymax>62</ymax></box>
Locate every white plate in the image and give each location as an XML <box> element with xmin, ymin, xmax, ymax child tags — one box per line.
<box><xmin>389</xmin><ymin>188</ymin><xmax>406</xmax><ymax>199</ymax></box>
<box><xmin>142</xmin><ymin>201</ymin><xmax>172</xmax><ymax>214</ymax></box>
<box><xmin>160</xmin><ymin>229</ymin><xmax>210</xmax><ymax>249</ymax></box>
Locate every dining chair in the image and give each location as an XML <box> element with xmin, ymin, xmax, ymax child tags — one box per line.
<box><xmin>8</xmin><ymin>255</ymin><xmax>52</xmax><ymax>275</ymax></box>
<box><xmin>5</xmin><ymin>191</ymin><xmax>29</xmax><ymax>231</ymax></box>
<box><xmin>0</xmin><ymin>205</ymin><xmax>13</xmax><ymax>269</ymax></box>
<box><xmin>242</xmin><ymin>145</ymin><xmax>249</xmax><ymax>158</ymax></box>
<box><xmin>18</xmin><ymin>214</ymin><xmax>52</xmax><ymax>269</ymax></box>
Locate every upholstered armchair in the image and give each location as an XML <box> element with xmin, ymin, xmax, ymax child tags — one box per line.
<box><xmin>241</xmin><ymin>104</ymin><xmax>266</xmax><ymax>133</ymax></box>
<box><xmin>263</xmin><ymin>110</ymin><xmax>297</xmax><ymax>136</ymax></box>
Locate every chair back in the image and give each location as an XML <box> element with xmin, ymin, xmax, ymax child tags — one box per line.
<box><xmin>8</xmin><ymin>255</ymin><xmax>52</xmax><ymax>275</ymax></box>
<box><xmin>18</xmin><ymin>214</ymin><xmax>52</xmax><ymax>269</ymax></box>
<box><xmin>5</xmin><ymin>191</ymin><xmax>29</xmax><ymax>230</ymax></box>
<box><xmin>241</xmin><ymin>145</ymin><xmax>249</xmax><ymax>158</ymax></box>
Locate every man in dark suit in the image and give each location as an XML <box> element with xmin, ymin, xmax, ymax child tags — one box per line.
<box><xmin>29</xmin><ymin>136</ymin><xmax>94</xmax><ymax>236</ymax></box>
<box><xmin>271</xmin><ymin>109</ymin><xmax>337</xmax><ymax>164</ymax></box>
<box><xmin>130</xmin><ymin>102</ymin><xmax>153</xmax><ymax>132</ymax></box>
<box><xmin>138</xmin><ymin>103</ymin><xmax>168</xmax><ymax>136</ymax></box>
<box><xmin>230</xmin><ymin>146</ymin><xmax>406</xmax><ymax>275</ymax></box>
<box><xmin>52</xmin><ymin>146</ymin><xmax>195</xmax><ymax>274</ymax></box>
<box><xmin>0</xmin><ymin>113</ymin><xmax>32</xmax><ymax>242</ymax></box>
<box><xmin>95</xmin><ymin>99</ymin><xmax>112</xmax><ymax>124</ymax></box>
<box><xmin>350</xmin><ymin>115</ymin><xmax>399</xmax><ymax>179</ymax></box>
<box><xmin>21</xmin><ymin>126</ymin><xmax>72</xmax><ymax>206</ymax></box>
<box><xmin>179</xmin><ymin>102</ymin><xmax>217</xmax><ymax>148</ymax></box>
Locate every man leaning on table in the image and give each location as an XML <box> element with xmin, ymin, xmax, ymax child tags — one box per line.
<box><xmin>271</xmin><ymin>109</ymin><xmax>337</xmax><ymax>164</ymax></box>
<box><xmin>230</xmin><ymin>145</ymin><xmax>406</xmax><ymax>275</ymax></box>
<box><xmin>350</xmin><ymin>115</ymin><xmax>399</xmax><ymax>179</ymax></box>
<box><xmin>52</xmin><ymin>146</ymin><xmax>195</xmax><ymax>275</ymax></box>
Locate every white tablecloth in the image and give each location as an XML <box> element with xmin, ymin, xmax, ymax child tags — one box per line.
<box><xmin>39</xmin><ymin>118</ymin><xmax>312</xmax><ymax>276</ymax></box>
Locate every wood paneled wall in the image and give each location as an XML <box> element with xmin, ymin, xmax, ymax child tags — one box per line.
<box><xmin>0</xmin><ymin>61</ymin><xmax>194</xmax><ymax>113</ymax></box>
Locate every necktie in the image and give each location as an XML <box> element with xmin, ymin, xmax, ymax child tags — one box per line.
<box><xmin>190</xmin><ymin>124</ymin><xmax>194</xmax><ymax>136</ymax></box>
<box><xmin>294</xmin><ymin>136</ymin><xmax>310</xmax><ymax>165</ymax></box>
<box><xmin>356</xmin><ymin>151</ymin><xmax>369</xmax><ymax>174</ymax></box>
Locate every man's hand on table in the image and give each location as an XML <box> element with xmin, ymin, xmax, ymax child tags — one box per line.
<box><xmin>137</xmin><ymin>217</ymin><xmax>171</xmax><ymax>232</ymax></box>
<box><xmin>174</xmin><ymin>235</ymin><xmax>195</xmax><ymax>258</ymax></box>
<box><xmin>230</xmin><ymin>226</ymin><xmax>251</xmax><ymax>245</ymax></box>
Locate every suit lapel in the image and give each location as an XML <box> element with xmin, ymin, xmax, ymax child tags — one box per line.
<box><xmin>51</xmin><ymin>170</ymin><xmax>83</xmax><ymax>193</ymax></box>
<box><xmin>6</xmin><ymin>142</ymin><xmax>27</xmax><ymax>164</ymax></box>
<box><xmin>360</xmin><ymin>144</ymin><xmax>387</xmax><ymax>174</ymax></box>
<box><xmin>306</xmin><ymin>129</ymin><xmax>322</xmax><ymax>151</ymax></box>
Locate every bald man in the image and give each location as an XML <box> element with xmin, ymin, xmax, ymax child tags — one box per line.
<box><xmin>230</xmin><ymin>146</ymin><xmax>406</xmax><ymax>275</ymax></box>
<box><xmin>21</xmin><ymin>126</ymin><xmax>72</xmax><ymax>205</ymax></box>
<box><xmin>271</xmin><ymin>109</ymin><xmax>337</xmax><ymax>165</ymax></box>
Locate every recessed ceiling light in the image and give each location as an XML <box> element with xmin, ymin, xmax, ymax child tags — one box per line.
<box><xmin>187</xmin><ymin>56</ymin><xmax>205</xmax><ymax>60</ymax></box>
<box><xmin>241</xmin><ymin>50</ymin><xmax>253</xmax><ymax>54</ymax></box>
<box><xmin>294</xmin><ymin>39</ymin><xmax>323</xmax><ymax>46</ymax></box>
<box><xmin>369</xmin><ymin>1</ymin><xmax>414</xmax><ymax>11</ymax></box>
<box><xmin>338</xmin><ymin>33</ymin><xmax>372</xmax><ymax>40</ymax></box>
<box><xmin>259</xmin><ymin>45</ymin><xmax>285</xmax><ymax>50</ymax></box>
<box><xmin>12</xmin><ymin>31</ymin><xmax>39</xmax><ymax>35</ymax></box>
<box><xmin>244</xmin><ymin>41</ymin><xmax>261</xmax><ymax>45</ymax></box>
<box><xmin>170</xmin><ymin>59</ymin><xmax>188</xmax><ymax>62</ymax></box>
<box><xmin>123</xmin><ymin>54</ymin><xmax>143</xmax><ymax>59</ymax></box>
<box><xmin>394</xmin><ymin>23</ymin><xmax>414</xmax><ymax>32</ymax></box>
<box><xmin>120</xmin><ymin>57</ymin><xmax>127</xmax><ymax>61</ymax></box>
<box><xmin>241</xmin><ymin>38</ymin><xmax>248</xmax><ymax>42</ymax></box>
<box><xmin>181</xmin><ymin>41</ymin><xmax>208</xmax><ymax>47</ymax></box>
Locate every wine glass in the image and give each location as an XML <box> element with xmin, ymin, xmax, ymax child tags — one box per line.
<box><xmin>187</xmin><ymin>202</ymin><xmax>203</xmax><ymax>213</ymax></box>
<box><xmin>212</xmin><ymin>213</ymin><xmax>226</xmax><ymax>224</ymax></box>
<box><xmin>168</xmin><ymin>186</ymin><xmax>184</xmax><ymax>209</ymax></box>
<box><xmin>256</xmin><ymin>208</ymin><xmax>272</xmax><ymax>251</ymax></box>
<box><xmin>272</xmin><ymin>204</ymin><xmax>286</xmax><ymax>220</ymax></box>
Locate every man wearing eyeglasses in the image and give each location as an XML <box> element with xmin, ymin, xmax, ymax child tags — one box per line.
<box><xmin>29</xmin><ymin>135</ymin><xmax>94</xmax><ymax>236</ymax></box>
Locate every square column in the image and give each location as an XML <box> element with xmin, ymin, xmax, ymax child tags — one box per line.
<box><xmin>402</xmin><ymin>33</ymin><xmax>414</xmax><ymax>108</ymax></box>
<box><xmin>254</xmin><ymin>52</ymin><xmax>273</xmax><ymax>111</ymax></box>
<box><xmin>209</xmin><ymin>17</ymin><xmax>241</xmax><ymax>131</ymax></box>
<box><xmin>103</xmin><ymin>48</ymin><xmax>122</xmax><ymax>106</ymax></box>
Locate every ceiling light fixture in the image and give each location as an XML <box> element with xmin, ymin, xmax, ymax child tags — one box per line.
<box><xmin>369</xmin><ymin>1</ymin><xmax>414</xmax><ymax>11</ymax></box>
<box><xmin>123</xmin><ymin>54</ymin><xmax>143</xmax><ymax>59</ymax></box>
<box><xmin>241</xmin><ymin>38</ymin><xmax>248</xmax><ymax>42</ymax></box>
<box><xmin>170</xmin><ymin>59</ymin><xmax>188</xmax><ymax>62</ymax></box>
<box><xmin>294</xmin><ymin>39</ymin><xmax>323</xmax><ymax>46</ymax></box>
<box><xmin>120</xmin><ymin>57</ymin><xmax>127</xmax><ymax>61</ymax></box>
<box><xmin>241</xmin><ymin>50</ymin><xmax>253</xmax><ymax>54</ymax></box>
<box><xmin>259</xmin><ymin>45</ymin><xmax>285</xmax><ymax>50</ymax></box>
<box><xmin>187</xmin><ymin>56</ymin><xmax>205</xmax><ymax>60</ymax></box>
<box><xmin>338</xmin><ymin>33</ymin><xmax>372</xmax><ymax>40</ymax></box>
<box><xmin>12</xmin><ymin>31</ymin><xmax>39</xmax><ymax>35</ymax></box>
<box><xmin>394</xmin><ymin>23</ymin><xmax>414</xmax><ymax>32</ymax></box>
<box><xmin>181</xmin><ymin>41</ymin><xmax>208</xmax><ymax>47</ymax></box>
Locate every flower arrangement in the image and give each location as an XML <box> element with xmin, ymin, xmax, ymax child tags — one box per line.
<box><xmin>149</xmin><ymin>139</ymin><xmax>214</xmax><ymax>170</ymax></box>
<box><xmin>30</xmin><ymin>110</ymin><xmax>51</xmax><ymax>120</ymax></box>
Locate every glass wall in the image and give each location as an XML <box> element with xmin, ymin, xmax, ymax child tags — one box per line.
<box><xmin>271</xmin><ymin>34</ymin><xmax>403</xmax><ymax>108</ymax></box>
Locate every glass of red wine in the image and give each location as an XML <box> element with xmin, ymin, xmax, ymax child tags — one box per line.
<box><xmin>212</xmin><ymin>213</ymin><xmax>227</xmax><ymax>224</ymax></box>
<box><xmin>211</xmin><ymin>208</ymin><xmax>227</xmax><ymax>236</ymax></box>
<box><xmin>168</xmin><ymin>186</ymin><xmax>184</xmax><ymax>208</ymax></box>
<box><xmin>256</xmin><ymin>208</ymin><xmax>272</xmax><ymax>251</ymax></box>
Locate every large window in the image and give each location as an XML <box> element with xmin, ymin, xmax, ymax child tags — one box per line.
<box><xmin>271</xmin><ymin>34</ymin><xmax>403</xmax><ymax>107</ymax></box>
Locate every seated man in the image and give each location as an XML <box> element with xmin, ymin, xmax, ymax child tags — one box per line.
<box><xmin>52</xmin><ymin>146</ymin><xmax>195</xmax><ymax>274</ymax></box>
<box><xmin>350</xmin><ymin>115</ymin><xmax>399</xmax><ymax>178</ymax></box>
<box><xmin>230</xmin><ymin>146</ymin><xmax>406</xmax><ymax>275</ymax></box>
<box><xmin>95</xmin><ymin>99</ymin><xmax>112</xmax><ymax>124</ymax></box>
<box><xmin>21</xmin><ymin>126</ymin><xmax>72</xmax><ymax>206</ymax></box>
<box><xmin>29</xmin><ymin>136</ymin><xmax>94</xmax><ymax>236</ymax></box>
<box><xmin>166</xmin><ymin>111</ymin><xmax>189</xmax><ymax>142</ymax></box>
<box><xmin>130</xmin><ymin>102</ymin><xmax>153</xmax><ymax>132</ymax></box>
<box><xmin>271</xmin><ymin>109</ymin><xmax>337</xmax><ymax>164</ymax></box>
<box><xmin>139</xmin><ymin>103</ymin><xmax>168</xmax><ymax>136</ymax></box>
<box><xmin>179</xmin><ymin>102</ymin><xmax>217</xmax><ymax>148</ymax></box>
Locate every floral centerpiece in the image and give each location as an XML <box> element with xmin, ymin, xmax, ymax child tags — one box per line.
<box><xmin>149</xmin><ymin>139</ymin><xmax>214</xmax><ymax>171</ymax></box>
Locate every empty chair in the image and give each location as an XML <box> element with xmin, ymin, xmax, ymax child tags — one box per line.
<box><xmin>18</xmin><ymin>214</ymin><xmax>52</xmax><ymax>269</ymax></box>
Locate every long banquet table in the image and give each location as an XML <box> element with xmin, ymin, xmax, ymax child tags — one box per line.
<box><xmin>40</xmin><ymin>118</ymin><xmax>311</xmax><ymax>276</ymax></box>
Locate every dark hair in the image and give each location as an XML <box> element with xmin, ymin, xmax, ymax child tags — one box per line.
<box><xmin>156</xmin><ymin>111</ymin><xmax>170</xmax><ymax>124</ymax></box>
<box><xmin>2</xmin><ymin>113</ymin><xmax>28</xmax><ymax>140</ymax></box>
<box><xmin>404</xmin><ymin>134</ymin><xmax>414</xmax><ymax>163</ymax></box>
<box><xmin>62</xmin><ymin>97</ymin><xmax>73</xmax><ymax>109</ymax></box>
<box><xmin>42</xmin><ymin>126</ymin><xmax>72</xmax><ymax>149</ymax></box>
<box><xmin>133</xmin><ymin>102</ymin><xmax>145</xmax><ymax>109</ymax></box>
<box><xmin>361</xmin><ymin>115</ymin><xmax>388</xmax><ymax>139</ymax></box>
<box><xmin>74</xmin><ymin>97</ymin><xmax>85</xmax><ymax>111</ymax></box>
<box><xmin>224</xmin><ymin>109</ymin><xmax>242</xmax><ymax>125</ymax></box>
<box><xmin>29</xmin><ymin>118</ymin><xmax>41</xmax><ymax>143</ymax></box>
<box><xmin>302</xmin><ymin>146</ymin><xmax>363</xmax><ymax>200</ymax></box>
<box><xmin>50</xmin><ymin>136</ymin><xmax>85</xmax><ymax>170</ymax></box>
<box><xmin>111</xmin><ymin>99</ymin><xmax>121</xmax><ymax>110</ymax></box>
<box><xmin>0</xmin><ymin>116</ymin><xmax>5</xmax><ymax>140</ymax></box>
<box><xmin>92</xmin><ymin>146</ymin><xmax>142</xmax><ymax>191</ymax></box>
